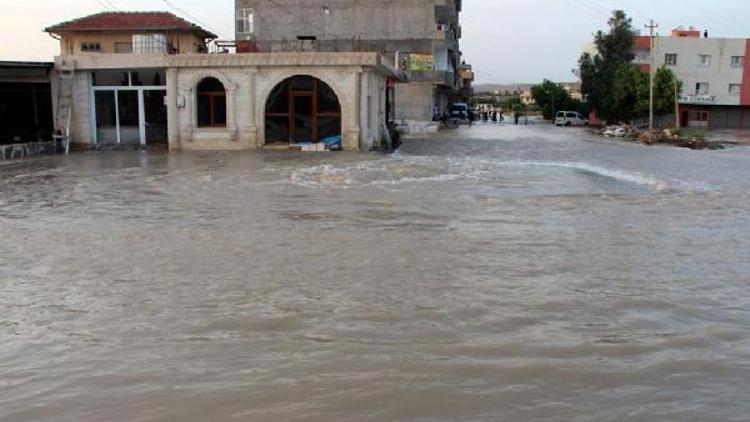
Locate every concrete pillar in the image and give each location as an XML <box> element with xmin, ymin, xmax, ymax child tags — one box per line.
<box><xmin>184</xmin><ymin>87</ymin><xmax>193</xmax><ymax>142</ymax></box>
<box><xmin>246</xmin><ymin>68</ymin><xmax>258</xmax><ymax>148</ymax></box>
<box><xmin>226</xmin><ymin>83</ymin><xmax>238</xmax><ymax>142</ymax></box>
<box><xmin>166</xmin><ymin>68</ymin><xmax>180</xmax><ymax>150</ymax></box>
<box><xmin>360</xmin><ymin>70</ymin><xmax>370</xmax><ymax>150</ymax></box>
<box><xmin>346</xmin><ymin>69</ymin><xmax>362</xmax><ymax>151</ymax></box>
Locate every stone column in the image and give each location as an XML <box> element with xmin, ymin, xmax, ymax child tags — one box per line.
<box><xmin>246</xmin><ymin>68</ymin><xmax>258</xmax><ymax>148</ymax></box>
<box><xmin>347</xmin><ymin>69</ymin><xmax>362</xmax><ymax>151</ymax></box>
<box><xmin>226</xmin><ymin>82</ymin><xmax>238</xmax><ymax>142</ymax></box>
<box><xmin>359</xmin><ymin>70</ymin><xmax>370</xmax><ymax>150</ymax></box>
<box><xmin>184</xmin><ymin>87</ymin><xmax>193</xmax><ymax>142</ymax></box>
<box><xmin>166</xmin><ymin>68</ymin><xmax>180</xmax><ymax>150</ymax></box>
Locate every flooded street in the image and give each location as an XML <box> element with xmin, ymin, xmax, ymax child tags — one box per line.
<box><xmin>2</xmin><ymin>123</ymin><xmax>750</xmax><ymax>421</ymax></box>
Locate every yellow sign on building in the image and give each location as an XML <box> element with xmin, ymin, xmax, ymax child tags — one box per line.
<box><xmin>408</xmin><ymin>54</ymin><xmax>434</xmax><ymax>72</ymax></box>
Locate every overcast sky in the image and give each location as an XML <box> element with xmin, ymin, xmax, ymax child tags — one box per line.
<box><xmin>3</xmin><ymin>0</ymin><xmax>750</xmax><ymax>84</ymax></box>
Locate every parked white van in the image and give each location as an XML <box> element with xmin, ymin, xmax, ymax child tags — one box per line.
<box><xmin>555</xmin><ymin>111</ymin><xmax>589</xmax><ymax>127</ymax></box>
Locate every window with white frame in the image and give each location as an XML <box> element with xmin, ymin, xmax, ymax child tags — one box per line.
<box><xmin>696</xmin><ymin>82</ymin><xmax>710</xmax><ymax>95</ymax></box>
<box><xmin>729</xmin><ymin>84</ymin><xmax>742</xmax><ymax>96</ymax></box>
<box><xmin>731</xmin><ymin>56</ymin><xmax>745</xmax><ymax>69</ymax></box>
<box><xmin>236</xmin><ymin>8</ymin><xmax>255</xmax><ymax>34</ymax></box>
<box><xmin>665</xmin><ymin>53</ymin><xmax>678</xmax><ymax>66</ymax></box>
<box><xmin>133</xmin><ymin>34</ymin><xmax>168</xmax><ymax>54</ymax></box>
<box><xmin>698</xmin><ymin>54</ymin><xmax>712</xmax><ymax>67</ymax></box>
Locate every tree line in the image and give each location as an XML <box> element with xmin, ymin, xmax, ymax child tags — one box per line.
<box><xmin>531</xmin><ymin>10</ymin><xmax>679</xmax><ymax>124</ymax></box>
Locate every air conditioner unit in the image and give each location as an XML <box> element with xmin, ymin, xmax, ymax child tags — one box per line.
<box><xmin>436</xmin><ymin>23</ymin><xmax>448</xmax><ymax>32</ymax></box>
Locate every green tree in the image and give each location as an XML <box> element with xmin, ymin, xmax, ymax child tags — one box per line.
<box><xmin>653</xmin><ymin>66</ymin><xmax>680</xmax><ymax>116</ymax></box>
<box><xmin>594</xmin><ymin>10</ymin><xmax>636</xmax><ymax>66</ymax></box>
<box><xmin>609</xmin><ymin>63</ymin><xmax>649</xmax><ymax>122</ymax></box>
<box><xmin>581</xmin><ymin>10</ymin><xmax>637</xmax><ymax>122</ymax></box>
<box><xmin>578</xmin><ymin>52</ymin><xmax>598</xmax><ymax>102</ymax></box>
<box><xmin>531</xmin><ymin>80</ymin><xmax>571</xmax><ymax>120</ymax></box>
<box><xmin>504</xmin><ymin>96</ymin><xmax>525</xmax><ymax>113</ymax></box>
<box><xmin>577</xmin><ymin>10</ymin><xmax>680</xmax><ymax>124</ymax></box>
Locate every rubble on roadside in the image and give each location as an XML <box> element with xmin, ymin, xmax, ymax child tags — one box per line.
<box><xmin>598</xmin><ymin>126</ymin><xmax>727</xmax><ymax>150</ymax></box>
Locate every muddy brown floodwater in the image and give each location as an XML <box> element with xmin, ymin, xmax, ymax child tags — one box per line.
<box><xmin>1</xmin><ymin>124</ymin><xmax>750</xmax><ymax>421</ymax></box>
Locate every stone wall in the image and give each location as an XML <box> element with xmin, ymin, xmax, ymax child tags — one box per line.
<box><xmin>168</xmin><ymin>65</ymin><xmax>386</xmax><ymax>151</ymax></box>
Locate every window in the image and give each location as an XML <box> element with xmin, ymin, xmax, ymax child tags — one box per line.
<box><xmin>114</xmin><ymin>42</ymin><xmax>133</xmax><ymax>54</ymax></box>
<box><xmin>688</xmin><ymin>110</ymin><xmax>710</xmax><ymax>123</ymax></box>
<box><xmin>665</xmin><ymin>53</ymin><xmax>678</xmax><ymax>66</ymax></box>
<box><xmin>236</xmin><ymin>8</ymin><xmax>255</xmax><ymax>34</ymax></box>
<box><xmin>698</xmin><ymin>54</ymin><xmax>712</xmax><ymax>67</ymax></box>
<box><xmin>93</xmin><ymin>70</ymin><xmax>165</xmax><ymax>87</ymax></box>
<box><xmin>93</xmin><ymin>70</ymin><xmax>130</xmax><ymax>86</ymax></box>
<box><xmin>130</xmin><ymin>70</ymin><xmax>166</xmax><ymax>87</ymax></box>
<box><xmin>729</xmin><ymin>84</ymin><xmax>742</xmax><ymax>96</ymax></box>
<box><xmin>197</xmin><ymin>77</ymin><xmax>227</xmax><ymax>128</ymax></box>
<box><xmin>731</xmin><ymin>56</ymin><xmax>745</xmax><ymax>69</ymax></box>
<box><xmin>696</xmin><ymin>82</ymin><xmax>710</xmax><ymax>95</ymax></box>
<box><xmin>133</xmin><ymin>34</ymin><xmax>168</xmax><ymax>54</ymax></box>
<box><xmin>81</xmin><ymin>42</ymin><xmax>101</xmax><ymax>52</ymax></box>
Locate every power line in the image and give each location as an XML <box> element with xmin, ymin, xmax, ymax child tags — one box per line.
<box><xmin>565</xmin><ymin>0</ymin><xmax>609</xmax><ymax>18</ymax></box>
<box><xmin>472</xmin><ymin>67</ymin><xmax>515</xmax><ymax>85</ymax></box>
<box><xmin>577</xmin><ymin>0</ymin><xmax>610</xmax><ymax>16</ymax></box>
<box><xmin>91</xmin><ymin>0</ymin><xmax>116</xmax><ymax>11</ymax></box>
<box><xmin>101</xmin><ymin>0</ymin><xmax>120</xmax><ymax>10</ymax></box>
<box><xmin>160</xmin><ymin>0</ymin><xmax>229</xmax><ymax>39</ymax></box>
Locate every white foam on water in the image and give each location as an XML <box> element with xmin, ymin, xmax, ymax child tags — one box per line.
<box><xmin>287</xmin><ymin>154</ymin><xmax>717</xmax><ymax>193</ymax></box>
<box><xmin>495</xmin><ymin>160</ymin><xmax>718</xmax><ymax>193</ymax></box>
<box><xmin>502</xmin><ymin>160</ymin><xmax>665</xmax><ymax>189</ymax></box>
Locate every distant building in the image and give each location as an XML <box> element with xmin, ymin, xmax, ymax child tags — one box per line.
<box><xmin>233</xmin><ymin>0</ymin><xmax>467</xmax><ymax>131</ymax></box>
<box><xmin>635</xmin><ymin>27</ymin><xmax>750</xmax><ymax>128</ymax></box>
<box><xmin>520</xmin><ymin>90</ymin><xmax>535</xmax><ymax>106</ymax></box>
<box><xmin>45</xmin><ymin>11</ymin><xmax>397</xmax><ymax>152</ymax></box>
<box><xmin>560</xmin><ymin>82</ymin><xmax>583</xmax><ymax>101</ymax></box>
<box><xmin>457</xmin><ymin>63</ymin><xmax>475</xmax><ymax>100</ymax></box>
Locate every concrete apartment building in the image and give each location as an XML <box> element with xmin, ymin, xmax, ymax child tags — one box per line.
<box><xmin>233</xmin><ymin>0</ymin><xmax>467</xmax><ymax>132</ymax></box>
<box><xmin>635</xmin><ymin>27</ymin><xmax>750</xmax><ymax>128</ymax></box>
<box><xmin>46</xmin><ymin>11</ymin><xmax>398</xmax><ymax>152</ymax></box>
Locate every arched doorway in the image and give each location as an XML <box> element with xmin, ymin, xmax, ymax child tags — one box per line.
<box><xmin>265</xmin><ymin>76</ymin><xmax>341</xmax><ymax>146</ymax></box>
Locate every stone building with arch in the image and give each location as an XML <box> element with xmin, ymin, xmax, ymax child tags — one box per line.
<box><xmin>46</xmin><ymin>12</ymin><xmax>400</xmax><ymax>152</ymax></box>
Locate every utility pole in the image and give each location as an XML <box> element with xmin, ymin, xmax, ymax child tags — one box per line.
<box><xmin>646</xmin><ymin>19</ymin><xmax>659</xmax><ymax>136</ymax></box>
<box><xmin>674</xmin><ymin>73</ymin><xmax>680</xmax><ymax>129</ymax></box>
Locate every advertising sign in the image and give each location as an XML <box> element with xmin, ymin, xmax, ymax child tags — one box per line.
<box><xmin>408</xmin><ymin>54</ymin><xmax>434</xmax><ymax>72</ymax></box>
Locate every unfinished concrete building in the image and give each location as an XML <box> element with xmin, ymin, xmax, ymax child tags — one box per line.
<box><xmin>234</xmin><ymin>0</ymin><xmax>465</xmax><ymax>132</ymax></box>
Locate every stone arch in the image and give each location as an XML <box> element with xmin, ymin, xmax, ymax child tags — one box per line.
<box><xmin>186</xmin><ymin>70</ymin><xmax>237</xmax><ymax>132</ymax></box>
<box><xmin>188</xmin><ymin>69</ymin><xmax>235</xmax><ymax>93</ymax></box>
<box><xmin>258</xmin><ymin>69</ymin><xmax>351</xmax><ymax>148</ymax></box>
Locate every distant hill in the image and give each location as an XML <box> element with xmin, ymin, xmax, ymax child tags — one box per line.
<box><xmin>473</xmin><ymin>84</ymin><xmax>535</xmax><ymax>94</ymax></box>
<box><xmin>474</xmin><ymin>82</ymin><xmax>581</xmax><ymax>94</ymax></box>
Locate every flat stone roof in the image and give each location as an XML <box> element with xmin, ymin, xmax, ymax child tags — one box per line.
<box><xmin>59</xmin><ymin>52</ymin><xmax>400</xmax><ymax>78</ymax></box>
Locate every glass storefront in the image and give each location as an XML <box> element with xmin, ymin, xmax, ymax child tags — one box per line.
<box><xmin>92</xmin><ymin>70</ymin><xmax>167</xmax><ymax>146</ymax></box>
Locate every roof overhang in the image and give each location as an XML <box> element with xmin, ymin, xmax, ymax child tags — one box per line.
<box><xmin>0</xmin><ymin>61</ymin><xmax>54</xmax><ymax>82</ymax></box>
<box><xmin>61</xmin><ymin>52</ymin><xmax>402</xmax><ymax>79</ymax></box>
